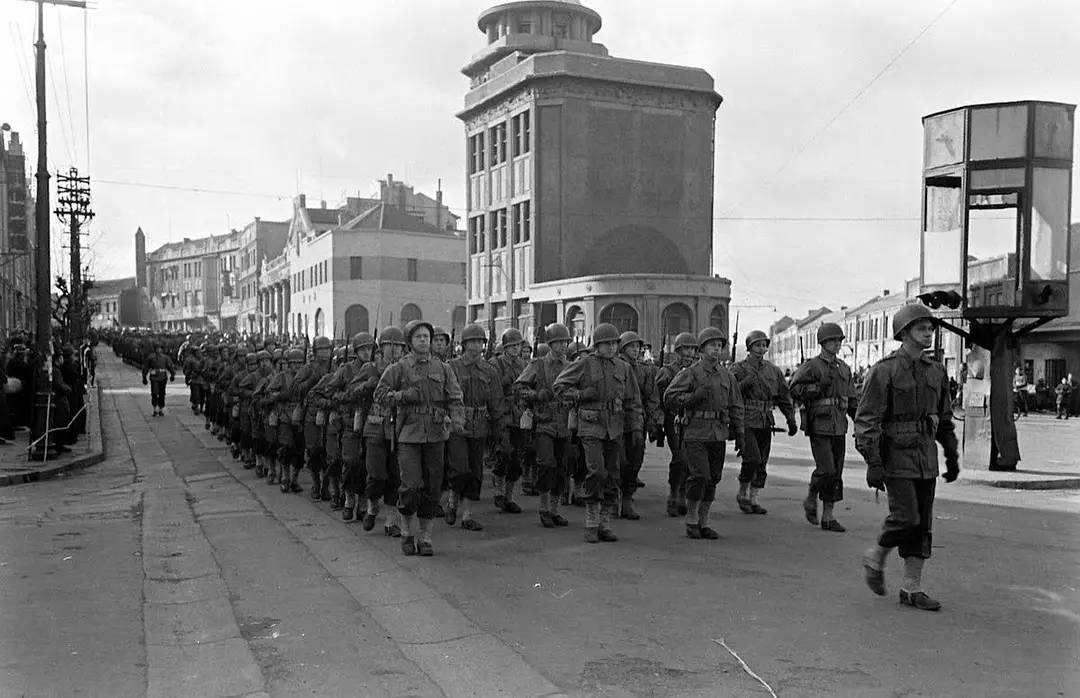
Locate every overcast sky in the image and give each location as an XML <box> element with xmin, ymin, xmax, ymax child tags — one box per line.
<box><xmin>3</xmin><ymin>0</ymin><xmax>1078</xmax><ymax>337</ymax></box>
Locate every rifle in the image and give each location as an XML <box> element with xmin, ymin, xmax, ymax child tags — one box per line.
<box><xmin>658</xmin><ymin>314</ymin><xmax>667</xmax><ymax>370</ymax></box>
<box><xmin>731</xmin><ymin>310</ymin><xmax>740</xmax><ymax>364</ymax></box>
<box><xmin>450</xmin><ymin>327</ymin><xmax>456</xmax><ymax>359</ymax></box>
<box><xmin>798</xmin><ymin>335</ymin><xmax>805</xmax><ymax>365</ymax></box>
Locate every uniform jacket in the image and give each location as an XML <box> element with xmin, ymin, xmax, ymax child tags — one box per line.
<box><xmin>553</xmin><ymin>354</ymin><xmax>643</xmax><ymax>440</ymax></box>
<box><xmin>292</xmin><ymin>359</ymin><xmax>331</xmax><ymax>422</ymax></box>
<box><xmin>359</xmin><ymin>358</ymin><xmax>392</xmax><ymax>439</ymax></box>
<box><xmin>731</xmin><ymin>356</ymin><xmax>796</xmax><ymax>430</ymax></box>
<box><xmin>269</xmin><ymin>368</ymin><xmax>298</xmax><ymax>420</ymax></box>
<box><xmin>515</xmin><ymin>353</ymin><xmax>573</xmax><ymax>438</ymax></box>
<box><xmin>853</xmin><ymin>349</ymin><xmax>958</xmax><ymax>478</ymax></box>
<box><xmin>324</xmin><ymin>360</ymin><xmax>367</xmax><ymax>420</ymax></box>
<box><xmin>789</xmin><ymin>354</ymin><xmax>857</xmax><ymax>436</ymax></box>
<box><xmin>620</xmin><ymin>356</ymin><xmax>661</xmax><ymax>433</ymax></box>
<box><xmin>183</xmin><ymin>356</ymin><xmax>203</xmax><ymax>386</ymax></box>
<box><xmin>490</xmin><ymin>354</ymin><xmax>528</xmax><ymax>426</ymax></box>
<box><xmin>656</xmin><ymin>356</ymin><xmax>694</xmax><ymax>417</ymax></box>
<box><xmin>450</xmin><ymin>353</ymin><xmax>507</xmax><ymax>439</ymax></box>
<box><xmin>662</xmin><ymin>356</ymin><xmax>744</xmax><ymax>442</ymax></box>
<box><xmin>142</xmin><ymin>353</ymin><xmax>175</xmax><ymax>383</ymax></box>
<box><xmin>374</xmin><ymin>353</ymin><xmax>464</xmax><ymax>444</ymax></box>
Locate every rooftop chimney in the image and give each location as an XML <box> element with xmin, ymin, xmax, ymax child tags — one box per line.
<box><xmin>298</xmin><ymin>194</ymin><xmax>306</xmax><ymax>208</ymax></box>
<box><xmin>882</xmin><ymin>289</ymin><xmax>890</xmax><ymax>296</ymax></box>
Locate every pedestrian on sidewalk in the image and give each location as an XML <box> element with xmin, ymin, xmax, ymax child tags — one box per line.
<box><xmin>141</xmin><ymin>343</ymin><xmax>176</xmax><ymax>417</ymax></box>
<box><xmin>855</xmin><ymin>304</ymin><xmax>959</xmax><ymax>611</ymax></box>
<box><xmin>789</xmin><ymin>322</ymin><xmax>858</xmax><ymax>532</ymax></box>
<box><xmin>730</xmin><ymin>330</ymin><xmax>798</xmax><ymax>515</ymax></box>
<box><xmin>1055</xmin><ymin>377</ymin><xmax>1072</xmax><ymax>419</ymax></box>
<box><xmin>1013</xmin><ymin>367</ymin><xmax>1029</xmax><ymax>417</ymax></box>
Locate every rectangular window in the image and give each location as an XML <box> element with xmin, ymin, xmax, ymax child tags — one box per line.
<box><xmin>195</xmin><ymin>261</ymin><xmax>201</xmax><ymax>277</ymax></box>
<box><xmin>517</xmin><ymin>21</ymin><xmax>532</xmax><ymax>34</ymax></box>
<box><xmin>495</xmin><ymin>208</ymin><xmax>508</xmax><ymax>248</ymax></box>
<box><xmin>489</xmin><ymin>122</ymin><xmax>507</xmax><ymax>166</ymax></box>
<box><xmin>469</xmin><ymin>215</ymin><xmax>486</xmax><ymax>254</ymax></box>
<box><xmin>460</xmin><ymin>262</ymin><xmax>467</xmax><ymax>285</ymax></box>
<box><xmin>350</xmin><ymin>256</ymin><xmax>363</xmax><ymax>279</ymax></box>
<box><xmin>518</xmin><ymin>200</ymin><xmax>531</xmax><ymax>242</ymax></box>
<box><xmin>469</xmin><ymin>132</ymin><xmax>486</xmax><ymax>174</ymax></box>
<box><xmin>512</xmin><ymin>111</ymin><xmax>531</xmax><ymax>156</ymax></box>
<box><xmin>407</xmin><ymin>258</ymin><xmax>418</xmax><ymax>282</ymax></box>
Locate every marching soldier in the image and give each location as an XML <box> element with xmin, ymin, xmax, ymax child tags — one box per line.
<box><xmin>141</xmin><ymin>342</ymin><xmax>176</xmax><ymax>417</ymax></box>
<box><xmin>432</xmin><ymin>326</ymin><xmax>452</xmax><ymax>362</ymax></box>
<box><xmin>201</xmin><ymin>344</ymin><xmax>220</xmax><ymax>429</ymax></box>
<box><xmin>553</xmin><ymin>323</ymin><xmax>643</xmax><ymax>543</ymax></box>
<box><xmin>490</xmin><ymin>327</ymin><xmax>529</xmax><ymax>514</ymax></box>
<box><xmin>362</xmin><ymin>327</ymin><xmax>406</xmax><ymax>535</ymax></box>
<box><xmin>730</xmin><ymin>330</ymin><xmax>798</xmax><ymax>515</ymax></box>
<box><xmin>336</xmin><ymin>333</ymin><xmax>376</xmax><ymax>520</ymax></box>
<box><xmin>662</xmin><ymin>327</ymin><xmax>744</xmax><ymax>540</ymax></box>
<box><xmin>447</xmin><ymin>323</ymin><xmax>506</xmax><ymax>531</ymax></box>
<box><xmin>514</xmin><ymin>323</ymin><xmax>573</xmax><ymax>529</ymax></box>
<box><xmin>260</xmin><ymin>348</ymin><xmax>286</xmax><ymax>484</ymax></box>
<box><xmin>273</xmin><ymin>348</ymin><xmax>306</xmax><ymax>493</ymax></box>
<box><xmin>183</xmin><ymin>345</ymin><xmax>204</xmax><ymax>414</ymax></box>
<box><xmin>309</xmin><ymin>346</ymin><xmax>347</xmax><ymax>504</ymax></box>
<box><xmin>250</xmin><ymin>350</ymin><xmax>274</xmax><ymax>477</ymax></box>
<box><xmin>789</xmin><ymin>322</ymin><xmax>859</xmax><ymax>532</ymax></box>
<box><xmin>374</xmin><ymin>320</ymin><xmax>464</xmax><ymax>557</ymax></box>
<box><xmin>656</xmin><ymin>331</ymin><xmax>698</xmax><ymax>517</ymax></box>
<box><xmin>565</xmin><ymin>340</ymin><xmax>589</xmax><ymax>505</ymax></box>
<box><xmin>855</xmin><ymin>305</ymin><xmax>959</xmax><ymax>611</ymax></box>
<box><xmin>293</xmin><ymin>336</ymin><xmax>334</xmax><ymax>501</ymax></box>
<box><xmin>234</xmin><ymin>352</ymin><xmax>259</xmax><ymax>467</ymax></box>
<box><xmin>616</xmin><ymin>331</ymin><xmax>661</xmax><ymax>520</ymax></box>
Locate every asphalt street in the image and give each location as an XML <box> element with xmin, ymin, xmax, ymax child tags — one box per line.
<box><xmin>1</xmin><ymin>355</ymin><xmax>1077</xmax><ymax>697</ymax></box>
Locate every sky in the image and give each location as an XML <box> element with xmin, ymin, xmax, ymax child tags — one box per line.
<box><xmin>3</xmin><ymin>0</ymin><xmax>1079</xmax><ymax>337</ymax></box>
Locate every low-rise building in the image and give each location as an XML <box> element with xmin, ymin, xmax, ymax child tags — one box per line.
<box><xmin>87</xmin><ymin>276</ymin><xmax>136</xmax><ymax>329</ymax></box>
<box><xmin>234</xmin><ymin>217</ymin><xmax>289</xmax><ymax>335</ymax></box>
<box><xmin>144</xmin><ymin>228</ymin><xmax>242</xmax><ymax>331</ymax></box>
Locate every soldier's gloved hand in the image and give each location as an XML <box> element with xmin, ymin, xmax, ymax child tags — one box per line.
<box><xmin>733</xmin><ymin>432</ymin><xmax>744</xmax><ymax>456</ymax></box>
<box><xmin>142</xmin><ymin>377</ymin><xmax>148</xmax><ymax>385</ymax></box>
<box><xmin>396</xmin><ymin>387</ymin><xmax>422</xmax><ymax>405</ymax></box>
<box><xmin>866</xmin><ymin>463</ymin><xmax>886</xmax><ymax>490</ymax></box>
<box><xmin>943</xmin><ymin>456</ymin><xmax>960</xmax><ymax>483</ymax></box>
<box><xmin>578</xmin><ymin>387</ymin><xmax>599</xmax><ymax>402</ymax></box>
<box><xmin>535</xmin><ymin>388</ymin><xmax>554</xmax><ymax>403</ymax></box>
<box><xmin>787</xmin><ymin>418</ymin><xmax>798</xmax><ymax>436</ymax></box>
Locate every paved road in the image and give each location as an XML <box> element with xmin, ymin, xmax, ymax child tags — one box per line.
<box><xmin>1</xmin><ymin>355</ymin><xmax>1077</xmax><ymax>697</ymax></box>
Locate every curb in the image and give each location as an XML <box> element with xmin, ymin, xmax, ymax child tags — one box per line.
<box><xmin>979</xmin><ymin>478</ymin><xmax>1080</xmax><ymax>491</ymax></box>
<box><xmin>0</xmin><ymin>383</ymin><xmax>106</xmax><ymax>486</ymax></box>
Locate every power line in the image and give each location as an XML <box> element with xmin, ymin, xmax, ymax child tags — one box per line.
<box><xmin>57</xmin><ymin>8</ymin><xmax>80</xmax><ymax>167</ymax></box>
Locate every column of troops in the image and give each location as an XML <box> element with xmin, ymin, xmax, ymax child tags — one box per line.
<box><xmin>135</xmin><ymin>303</ymin><xmax>959</xmax><ymax>610</ymax></box>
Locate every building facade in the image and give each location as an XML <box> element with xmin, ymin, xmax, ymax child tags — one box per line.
<box><xmin>458</xmin><ymin>0</ymin><xmax>730</xmax><ymax>346</ymax></box>
<box><xmin>87</xmin><ymin>277</ymin><xmax>136</xmax><ymax>329</ymax></box>
<box><xmin>234</xmin><ymin>217</ymin><xmax>289</xmax><ymax>335</ymax></box>
<box><xmin>0</xmin><ymin>126</ymin><xmax>37</xmax><ymax>340</ymax></box>
<box><xmin>144</xmin><ymin>229</ymin><xmax>242</xmax><ymax>331</ymax></box>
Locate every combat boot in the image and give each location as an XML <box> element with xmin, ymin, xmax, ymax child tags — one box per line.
<box><xmin>802</xmin><ymin>486</ymin><xmax>819</xmax><ymax>525</ymax></box>
<box><xmin>583</xmin><ymin>501</ymin><xmax>601</xmax><ymax>543</ymax></box>
<box><xmin>620</xmin><ymin>496</ymin><xmax>640</xmax><ymax>520</ymax></box>
<box><xmin>550</xmin><ymin>496</ymin><xmax>569</xmax><ymax>527</ymax></box>
<box><xmin>288</xmin><ymin>465</ymin><xmax>303</xmax><ymax>493</ymax></box>
<box><xmin>749</xmin><ymin>486</ymin><xmax>767</xmax><ymax>515</ymax></box>
<box><xmin>342</xmin><ymin>493</ymin><xmax>356</xmax><ymax>521</ymax></box>
<box><xmin>862</xmin><ymin>546</ymin><xmax>887</xmax><ymax>596</ymax></box>
<box><xmin>666</xmin><ymin>490</ymin><xmax>679</xmax><ymax>517</ymax></box>
<box><xmin>698</xmin><ymin>501</ymin><xmax>719</xmax><ymax>540</ymax></box>
<box><xmin>362</xmin><ymin>499</ymin><xmax>378</xmax><ymax>530</ymax></box>
<box><xmin>675</xmin><ymin>491</ymin><xmax>688</xmax><ymax>517</ymax></box>
<box><xmin>598</xmin><ymin>503</ymin><xmax>618</xmax><ymax>542</ymax></box>
<box><xmin>444</xmin><ymin>491</ymin><xmax>458</xmax><ymax>526</ymax></box>
<box><xmin>500</xmin><ymin>480</ymin><xmax>522</xmax><ymax>514</ymax></box>
<box><xmin>736</xmin><ymin>481</ymin><xmax>753</xmax><ymax>514</ymax></box>
<box><xmin>899</xmin><ymin>590</ymin><xmax>941</xmax><ymax>611</ymax></box>
<box><xmin>417</xmin><ymin>518</ymin><xmax>434</xmax><ymax>557</ymax></box>
<box><xmin>319</xmin><ymin>476</ymin><xmax>331</xmax><ymax>502</ymax></box>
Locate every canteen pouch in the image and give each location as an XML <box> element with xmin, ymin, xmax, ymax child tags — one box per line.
<box><xmin>567</xmin><ymin>408</ymin><xmax>578</xmax><ymax>431</ymax></box>
<box><xmin>519</xmin><ymin>409</ymin><xmax>533</xmax><ymax>431</ymax></box>
<box><xmin>327</xmin><ymin>410</ymin><xmax>341</xmax><ymax>428</ymax></box>
<box><xmin>315</xmin><ymin>409</ymin><xmax>327</xmax><ymax>426</ymax></box>
<box><xmin>231</xmin><ymin>404</ymin><xmax>240</xmax><ymax>419</ymax></box>
<box><xmin>267</xmin><ymin>411</ymin><xmax>278</xmax><ymax>427</ymax></box>
<box><xmin>578</xmin><ymin>408</ymin><xmax>600</xmax><ymax>424</ymax></box>
<box><xmin>290</xmin><ymin>405</ymin><xmax>303</xmax><ymax>425</ymax></box>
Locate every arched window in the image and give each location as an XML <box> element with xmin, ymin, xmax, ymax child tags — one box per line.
<box><xmin>661</xmin><ymin>302</ymin><xmax>693</xmax><ymax>337</ymax></box>
<box><xmin>314</xmin><ymin>308</ymin><xmax>325</xmax><ymax>337</ymax></box>
<box><xmin>599</xmin><ymin>302</ymin><xmax>638</xmax><ymax>333</ymax></box>
<box><xmin>565</xmin><ymin>305</ymin><xmax>585</xmax><ymax>339</ymax></box>
<box><xmin>400</xmin><ymin>303</ymin><xmax>422</xmax><ymax>326</ymax></box>
<box><xmin>344</xmin><ymin>304</ymin><xmax>369</xmax><ymax>336</ymax></box>
<box><xmin>451</xmin><ymin>306</ymin><xmax>467</xmax><ymax>333</ymax></box>
<box><xmin>710</xmin><ymin>304</ymin><xmax>728</xmax><ymax>332</ymax></box>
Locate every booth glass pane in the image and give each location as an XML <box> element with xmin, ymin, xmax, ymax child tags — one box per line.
<box><xmin>970</xmin><ymin>105</ymin><xmax>1028</xmax><ymax>161</ymax></box>
<box><xmin>1033</xmin><ymin>104</ymin><xmax>1074</xmax><ymax>159</ymax></box>
<box><xmin>1030</xmin><ymin>167</ymin><xmax>1070</xmax><ymax>281</ymax></box>
<box><xmin>969</xmin><ymin>168</ymin><xmax>1025</xmax><ymax>190</ymax></box>
<box><xmin>924</xmin><ymin>110</ymin><xmax>965</xmax><ymax>168</ymax></box>
<box><xmin>966</xmin><ymin>208</ymin><xmax>1020</xmax><ymax>308</ymax></box>
<box><xmin>923</xmin><ymin>182</ymin><xmax>962</xmax><ymax>285</ymax></box>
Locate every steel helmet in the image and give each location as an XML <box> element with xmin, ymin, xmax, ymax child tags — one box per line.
<box><xmin>332</xmin><ymin>346</ymin><xmax>347</xmax><ymax>361</ymax></box>
<box><xmin>255</xmin><ymin>350</ymin><xmax>272</xmax><ymax>362</ymax></box>
<box><xmin>460</xmin><ymin>323</ymin><xmax>487</xmax><ymax>344</ymax></box>
<box><xmin>892</xmin><ymin>304</ymin><xmax>937</xmax><ymax>340</ymax></box>
<box><xmin>817</xmin><ymin>323</ymin><xmax>845</xmax><ymax>344</ymax></box>
<box><xmin>542</xmin><ymin>323</ymin><xmax>569</xmax><ymax>344</ymax></box>
<box><xmin>744</xmin><ymin>330</ymin><xmax>770</xmax><ymax>350</ymax></box>
<box><xmin>245</xmin><ymin>352</ymin><xmax>257</xmax><ymax>365</ymax></box>
<box><xmin>591</xmin><ymin>323</ymin><xmax>620</xmax><ymax>345</ymax></box>
<box><xmin>404</xmin><ymin>319</ymin><xmax>434</xmax><ymax>344</ymax></box>
<box><xmin>567</xmin><ymin>341</ymin><xmax>587</xmax><ymax>359</ymax></box>
<box><xmin>379</xmin><ymin>326</ymin><xmax>406</xmax><ymax>346</ymax></box>
<box><xmin>286</xmin><ymin>348</ymin><xmax>305</xmax><ymax>363</ymax></box>
<box><xmin>618</xmin><ymin>331</ymin><xmax>644</xmax><ymax>352</ymax></box>
<box><xmin>500</xmin><ymin>327</ymin><xmax>524</xmax><ymax>347</ymax></box>
<box><xmin>351</xmin><ymin>332</ymin><xmax>375</xmax><ymax>349</ymax></box>
<box><xmin>674</xmin><ymin>332</ymin><xmax>697</xmax><ymax>351</ymax></box>
<box><xmin>533</xmin><ymin>342</ymin><xmax>548</xmax><ymax>358</ymax></box>
<box><xmin>271</xmin><ymin>348</ymin><xmax>284</xmax><ymax>362</ymax></box>
<box><xmin>312</xmin><ymin>336</ymin><xmax>333</xmax><ymax>351</ymax></box>
<box><xmin>697</xmin><ymin>326</ymin><xmax>727</xmax><ymax>348</ymax></box>
<box><xmin>432</xmin><ymin>326</ymin><xmax>451</xmax><ymax>342</ymax></box>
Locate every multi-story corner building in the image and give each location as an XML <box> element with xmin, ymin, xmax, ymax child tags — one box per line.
<box><xmin>144</xmin><ymin>228</ymin><xmax>242</xmax><ymax>331</ymax></box>
<box><xmin>263</xmin><ymin>191</ymin><xmax>466</xmax><ymax>339</ymax></box>
<box><xmin>769</xmin><ymin>307</ymin><xmax>832</xmax><ymax>374</ymax></box>
<box><xmin>87</xmin><ymin>277</ymin><xmax>136</xmax><ymax>329</ymax></box>
<box><xmin>458</xmin><ymin>0</ymin><xmax>730</xmax><ymax>346</ymax></box>
<box><xmin>767</xmin><ymin>316</ymin><xmax>797</xmax><ymax>373</ymax></box>
<box><xmin>379</xmin><ymin>174</ymin><xmax>459</xmax><ymax>233</ymax></box>
<box><xmin>234</xmin><ymin>217</ymin><xmax>289</xmax><ymax>335</ymax></box>
<box><xmin>0</xmin><ymin>126</ymin><xmax>37</xmax><ymax>338</ymax></box>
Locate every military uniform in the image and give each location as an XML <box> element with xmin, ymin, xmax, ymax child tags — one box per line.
<box><xmin>515</xmin><ymin>325</ymin><xmax>572</xmax><ymax>528</ymax></box>
<box><xmin>553</xmin><ymin>323</ymin><xmax>643</xmax><ymax>543</ymax></box>
<box><xmin>293</xmin><ymin>338</ymin><xmax>333</xmax><ymax>500</ymax></box>
<box><xmin>183</xmin><ymin>349</ymin><xmax>204</xmax><ymax>413</ymax></box>
<box><xmin>789</xmin><ymin>336</ymin><xmax>858</xmax><ymax>530</ymax></box>
<box><xmin>855</xmin><ymin>305</ymin><xmax>959</xmax><ymax>610</ymax></box>
<box><xmin>655</xmin><ymin>332</ymin><xmax>697</xmax><ymax>516</ymax></box>
<box><xmin>448</xmin><ymin>326</ymin><xmax>506</xmax><ymax>530</ymax></box>
<box><xmin>662</xmin><ymin>327</ymin><xmax>744</xmax><ymax>539</ymax></box>
<box><xmin>489</xmin><ymin>329</ymin><xmax>529</xmax><ymax>513</ymax></box>
<box><xmin>141</xmin><ymin>348</ymin><xmax>176</xmax><ymax>416</ymax></box>
<box><xmin>616</xmin><ymin>331</ymin><xmax>661</xmax><ymax>520</ymax></box>
<box><xmin>374</xmin><ymin>321</ymin><xmax>464</xmax><ymax>557</ymax></box>
<box><xmin>730</xmin><ymin>332</ymin><xmax>797</xmax><ymax>514</ymax></box>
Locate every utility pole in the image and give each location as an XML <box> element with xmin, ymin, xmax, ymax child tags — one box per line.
<box><xmin>21</xmin><ymin>0</ymin><xmax>89</xmax><ymax>458</ymax></box>
<box><xmin>55</xmin><ymin>167</ymin><xmax>93</xmax><ymax>345</ymax></box>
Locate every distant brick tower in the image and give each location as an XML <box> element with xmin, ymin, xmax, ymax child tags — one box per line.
<box><xmin>135</xmin><ymin>226</ymin><xmax>147</xmax><ymax>289</ymax></box>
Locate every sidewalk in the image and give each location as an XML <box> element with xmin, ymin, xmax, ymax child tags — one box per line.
<box><xmin>0</xmin><ymin>385</ymin><xmax>105</xmax><ymax>486</ymax></box>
